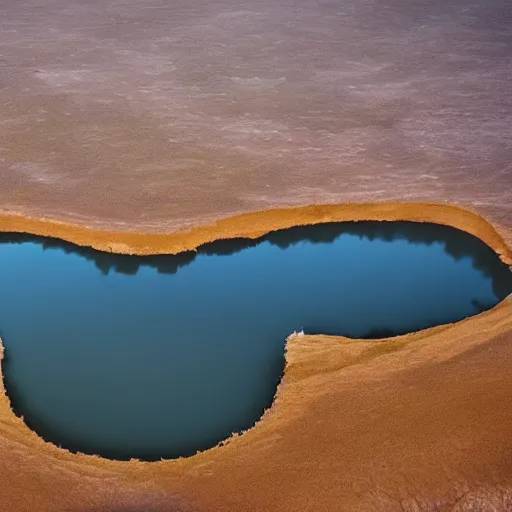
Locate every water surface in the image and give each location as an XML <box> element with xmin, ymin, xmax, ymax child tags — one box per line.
<box><xmin>1</xmin><ymin>222</ymin><xmax>510</xmax><ymax>460</ymax></box>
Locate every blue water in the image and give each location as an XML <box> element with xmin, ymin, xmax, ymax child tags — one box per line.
<box><xmin>1</xmin><ymin>222</ymin><xmax>510</xmax><ymax>460</ymax></box>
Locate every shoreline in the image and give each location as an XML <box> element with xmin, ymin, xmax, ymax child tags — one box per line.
<box><xmin>0</xmin><ymin>202</ymin><xmax>510</xmax><ymax>264</ymax></box>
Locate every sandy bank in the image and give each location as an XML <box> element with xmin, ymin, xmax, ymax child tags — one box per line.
<box><xmin>0</xmin><ymin>202</ymin><xmax>510</xmax><ymax>263</ymax></box>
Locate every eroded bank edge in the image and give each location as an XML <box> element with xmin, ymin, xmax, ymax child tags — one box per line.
<box><xmin>0</xmin><ymin>202</ymin><xmax>510</xmax><ymax>263</ymax></box>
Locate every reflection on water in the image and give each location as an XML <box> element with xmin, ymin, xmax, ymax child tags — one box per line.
<box><xmin>0</xmin><ymin>221</ymin><xmax>510</xmax><ymax>461</ymax></box>
<box><xmin>1</xmin><ymin>222</ymin><xmax>509</xmax><ymax>301</ymax></box>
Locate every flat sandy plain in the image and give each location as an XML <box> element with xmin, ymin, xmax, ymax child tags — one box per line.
<box><xmin>1</xmin><ymin>0</ymin><xmax>512</xmax><ymax>511</ymax></box>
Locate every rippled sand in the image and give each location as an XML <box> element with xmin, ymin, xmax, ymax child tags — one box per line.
<box><xmin>0</xmin><ymin>0</ymin><xmax>510</xmax><ymax>233</ymax></box>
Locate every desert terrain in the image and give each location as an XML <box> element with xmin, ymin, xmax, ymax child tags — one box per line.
<box><xmin>0</xmin><ymin>0</ymin><xmax>511</xmax><ymax>510</ymax></box>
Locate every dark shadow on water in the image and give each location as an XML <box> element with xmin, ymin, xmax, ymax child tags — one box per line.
<box><xmin>304</xmin><ymin>324</ymin><xmax>430</xmax><ymax>339</ymax></box>
<box><xmin>304</xmin><ymin>324</ymin><xmax>405</xmax><ymax>339</ymax></box>
<box><xmin>262</xmin><ymin>222</ymin><xmax>512</xmax><ymax>301</ymax></box>
<box><xmin>0</xmin><ymin>221</ymin><xmax>509</xmax><ymax>301</ymax></box>
<box><xmin>0</xmin><ymin>233</ymin><xmax>198</xmax><ymax>276</ymax></box>
<box><xmin>196</xmin><ymin>236</ymin><xmax>260</xmax><ymax>256</ymax></box>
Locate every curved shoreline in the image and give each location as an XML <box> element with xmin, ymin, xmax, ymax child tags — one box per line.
<box><xmin>0</xmin><ymin>201</ymin><xmax>510</xmax><ymax>476</ymax></box>
<box><xmin>0</xmin><ymin>202</ymin><xmax>510</xmax><ymax>263</ymax></box>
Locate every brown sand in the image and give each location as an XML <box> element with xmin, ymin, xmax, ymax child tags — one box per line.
<box><xmin>0</xmin><ymin>203</ymin><xmax>511</xmax><ymax>512</ymax></box>
<box><xmin>1</xmin><ymin>0</ymin><xmax>511</xmax><ymax>241</ymax></box>
<box><xmin>0</xmin><ymin>202</ymin><xmax>510</xmax><ymax>260</ymax></box>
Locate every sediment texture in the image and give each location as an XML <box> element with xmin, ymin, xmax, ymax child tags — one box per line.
<box><xmin>0</xmin><ymin>0</ymin><xmax>511</xmax><ymax>238</ymax></box>
<box><xmin>0</xmin><ymin>0</ymin><xmax>511</xmax><ymax>510</ymax></box>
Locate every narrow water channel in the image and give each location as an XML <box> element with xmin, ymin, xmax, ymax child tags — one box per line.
<box><xmin>1</xmin><ymin>221</ymin><xmax>510</xmax><ymax>460</ymax></box>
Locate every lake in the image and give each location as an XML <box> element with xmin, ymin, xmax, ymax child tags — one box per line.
<box><xmin>1</xmin><ymin>221</ymin><xmax>510</xmax><ymax>460</ymax></box>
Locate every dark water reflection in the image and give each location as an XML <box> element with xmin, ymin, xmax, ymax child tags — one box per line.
<box><xmin>0</xmin><ymin>221</ymin><xmax>510</xmax><ymax>461</ymax></box>
<box><xmin>1</xmin><ymin>222</ymin><xmax>509</xmax><ymax>301</ymax></box>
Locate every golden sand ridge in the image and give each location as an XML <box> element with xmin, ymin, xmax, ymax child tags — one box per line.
<box><xmin>0</xmin><ymin>202</ymin><xmax>510</xmax><ymax>259</ymax></box>
<box><xmin>0</xmin><ymin>202</ymin><xmax>511</xmax><ymax>512</ymax></box>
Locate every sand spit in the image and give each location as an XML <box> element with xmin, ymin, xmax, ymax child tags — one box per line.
<box><xmin>0</xmin><ymin>202</ymin><xmax>511</xmax><ymax>511</ymax></box>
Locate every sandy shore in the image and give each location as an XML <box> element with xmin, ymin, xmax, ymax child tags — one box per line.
<box><xmin>0</xmin><ymin>202</ymin><xmax>510</xmax><ymax>260</ymax></box>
